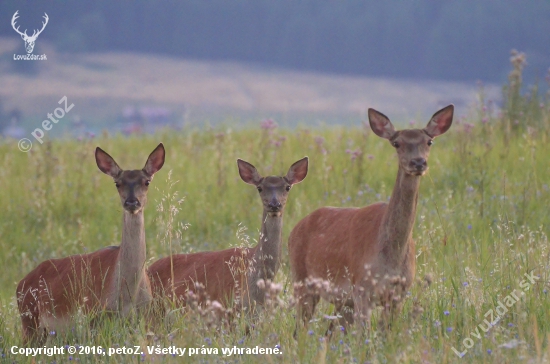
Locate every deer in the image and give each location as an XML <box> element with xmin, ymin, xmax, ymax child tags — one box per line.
<box><xmin>289</xmin><ymin>105</ymin><xmax>453</xmax><ymax>334</ymax></box>
<box><xmin>11</xmin><ymin>11</ymin><xmax>49</xmax><ymax>54</ymax></box>
<box><xmin>16</xmin><ymin>143</ymin><xmax>165</xmax><ymax>344</ymax></box>
<box><xmin>148</xmin><ymin>157</ymin><xmax>308</xmax><ymax>317</ymax></box>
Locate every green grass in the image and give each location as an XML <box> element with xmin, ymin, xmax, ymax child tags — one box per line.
<box><xmin>1</xmin><ymin>76</ymin><xmax>550</xmax><ymax>362</ymax></box>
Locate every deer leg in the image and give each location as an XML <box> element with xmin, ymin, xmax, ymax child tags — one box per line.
<box><xmin>380</xmin><ymin>298</ymin><xmax>403</xmax><ymax>332</ymax></box>
<box><xmin>18</xmin><ymin>289</ymin><xmax>46</xmax><ymax>345</ymax></box>
<box><xmin>352</xmin><ymin>287</ymin><xmax>373</xmax><ymax>333</ymax></box>
<box><xmin>293</xmin><ymin>283</ymin><xmax>319</xmax><ymax>337</ymax></box>
<box><xmin>379</xmin><ymin>278</ymin><xmax>405</xmax><ymax>332</ymax></box>
<box><xmin>326</xmin><ymin>299</ymin><xmax>354</xmax><ymax>337</ymax></box>
<box><xmin>21</xmin><ymin>311</ymin><xmax>45</xmax><ymax>345</ymax></box>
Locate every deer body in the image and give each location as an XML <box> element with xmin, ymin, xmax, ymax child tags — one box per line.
<box><xmin>16</xmin><ymin>144</ymin><xmax>165</xmax><ymax>344</ymax></box>
<box><xmin>149</xmin><ymin>158</ymin><xmax>308</xmax><ymax>313</ymax></box>
<box><xmin>289</xmin><ymin>106</ymin><xmax>453</xmax><ymax>329</ymax></box>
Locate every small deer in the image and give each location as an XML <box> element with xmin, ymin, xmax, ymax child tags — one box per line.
<box><xmin>149</xmin><ymin>157</ymin><xmax>308</xmax><ymax>315</ymax></box>
<box><xmin>11</xmin><ymin>11</ymin><xmax>49</xmax><ymax>54</ymax></box>
<box><xmin>16</xmin><ymin>143</ymin><xmax>165</xmax><ymax>344</ymax></box>
<box><xmin>289</xmin><ymin>106</ymin><xmax>453</xmax><ymax>332</ymax></box>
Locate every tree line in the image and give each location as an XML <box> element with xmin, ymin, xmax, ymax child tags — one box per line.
<box><xmin>1</xmin><ymin>0</ymin><xmax>549</xmax><ymax>83</ymax></box>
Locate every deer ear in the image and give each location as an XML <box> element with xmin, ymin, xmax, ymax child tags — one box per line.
<box><xmin>286</xmin><ymin>157</ymin><xmax>308</xmax><ymax>185</ymax></box>
<box><xmin>424</xmin><ymin>105</ymin><xmax>454</xmax><ymax>137</ymax></box>
<box><xmin>237</xmin><ymin>159</ymin><xmax>262</xmax><ymax>186</ymax></box>
<box><xmin>368</xmin><ymin>108</ymin><xmax>396</xmax><ymax>140</ymax></box>
<box><xmin>96</xmin><ymin>147</ymin><xmax>122</xmax><ymax>178</ymax></box>
<box><xmin>143</xmin><ymin>143</ymin><xmax>165</xmax><ymax>177</ymax></box>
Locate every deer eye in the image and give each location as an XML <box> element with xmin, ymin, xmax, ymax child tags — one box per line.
<box><xmin>392</xmin><ymin>141</ymin><xmax>400</xmax><ymax>148</ymax></box>
<box><xmin>285</xmin><ymin>186</ymin><xmax>291</xmax><ymax>191</ymax></box>
<box><xmin>115</xmin><ymin>182</ymin><xmax>120</xmax><ymax>188</ymax></box>
<box><xmin>427</xmin><ymin>140</ymin><xmax>433</xmax><ymax>146</ymax></box>
<box><xmin>257</xmin><ymin>187</ymin><xmax>263</xmax><ymax>193</ymax></box>
<box><xmin>145</xmin><ymin>180</ymin><xmax>150</xmax><ymax>186</ymax></box>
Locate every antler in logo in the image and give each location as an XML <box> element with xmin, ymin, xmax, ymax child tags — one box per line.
<box><xmin>11</xmin><ymin>11</ymin><xmax>49</xmax><ymax>54</ymax></box>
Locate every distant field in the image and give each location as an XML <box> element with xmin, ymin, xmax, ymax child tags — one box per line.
<box><xmin>0</xmin><ymin>37</ymin><xmax>500</xmax><ymax>130</ymax></box>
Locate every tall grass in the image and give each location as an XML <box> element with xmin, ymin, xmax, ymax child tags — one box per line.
<box><xmin>0</xmin><ymin>55</ymin><xmax>549</xmax><ymax>362</ymax></box>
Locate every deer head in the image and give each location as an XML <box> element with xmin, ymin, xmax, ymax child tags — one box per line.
<box><xmin>369</xmin><ymin>105</ymin><xmax>454</xmax><ymax>176</ymax></box>
<box><xmin>237</xmin><ymin>157</ymin><xmax>308</xmax><ymax>217</ymax></box>
<box><xmin>11</xmin><ymin>11</ymin><xmax>49</xmax><ymax>54</ymax></box>
<box><xmin>95</xmin><ymin>143</ymin><xmax>165</xmax><ymax>214</ymax></box>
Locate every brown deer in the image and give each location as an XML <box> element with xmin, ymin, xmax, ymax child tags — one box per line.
<box><xmin>289</xmin><ymin>105</ymin><xmax>453</xmax><ymax>332</ymax></box>
<box><xmin>148</xmin><ymin>157</ymin><xmax>308</xmax><ymax>315</ymax></box>
<box><xmin>16</xmin><ymin>143</ymin><xmax>165</xmax><ymax>344</ymax></box>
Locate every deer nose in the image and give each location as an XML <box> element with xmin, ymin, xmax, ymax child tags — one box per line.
<box><xmin>124</xmin><ymin>198</ymin><xmax>141</xmax><ymax>208</ymax></box>
<box><xmin>410</xmin><ymin>158</ymin><xmax>427</xmax><ymax>171</ymax></box>
<box><xmin>268</xmin><ymin>200</ymin><xmax>282</xmax><ymax>211</ymax></box>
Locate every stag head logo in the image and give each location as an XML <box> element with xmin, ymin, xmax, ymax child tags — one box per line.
<box><xmin>11</xmin><ymin>11</ymin><xmax>49</xmax><ymax>54</ymax></box>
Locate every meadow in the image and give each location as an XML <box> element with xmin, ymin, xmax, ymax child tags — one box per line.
<box><xmin>0</xmin><ymin>60</ymin><xmax>550</xmax><ymax>363</ymax></box>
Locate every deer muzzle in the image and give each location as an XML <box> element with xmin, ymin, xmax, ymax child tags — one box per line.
<box><xmin>409</xmin><ymin>158</ymin><xmax>427</xmax><ymax>175</ymax></box>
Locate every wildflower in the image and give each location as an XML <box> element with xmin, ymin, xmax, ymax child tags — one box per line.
<box><xmin>444</xmin><ymin>310</ymin><xmax>450</xmax><ymax>316</ymax></box>
<box><xmin>482</xmin><ymin>117</ymin><xmax>488</xmax><ymax>124</ymax></box>
<box><xmin>500</xmin><ymin>339</ymin><xmax>520</xmax><ymax>348</ymax></box>
<box><xmin>205</xmin><ymin>337</ymin><xmax>212</xmax><ymax>345</ymax></box>
<box><xmin>446</xmin><ymin>327</ymin><xmax>453</xmax><ymax>333</ymax></box>
<box><xmin>365</xmin><ymin>339</ymin><xmax>370</xmax><ymax>344</ymax></box>
<box><xmin>467</xmin><ymin>225</ymin><xmax>472</xmax><ymax>230</ymax></box>
<box><xmin>314</xmin><ymin>136</ymin><xmax>325</xmax><ymax>146</ymax></box>
<box><xmin>463</xmin><ymin>282</ymin><xmax>469</xmax><ymax>286</ymax></box>
<box><xmin>260</xmin><ymin>118</ymin><xmax>278</xmax><ymax>130</ymax></box>
<box><xmin>463</xmin><ymin>122</ymin><xmax>474</xmax><ymax>133</ymax></box>
<box><xmin>434</xmin><ymin>320</ymin><xmax>441</xmax><ymax>327</ymax></box>
<box><xmin>345</xmin><ymin>148</ymin><xmax>362</xmax><ymax>161</ymax></box>
<box><xmin>487</xmin><ymin>349</ymin><xmax>492</xmax><ymax>354</ymax></box>
<box><xmin>308</xmin><ymin>330</ymin><xmax>314</xmax><ymax>336</ymax></box>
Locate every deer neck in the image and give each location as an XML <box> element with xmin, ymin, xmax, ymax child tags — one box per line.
<box><xmin>245</xmin><ymin>210</ymin><xmax>283</xmax><ymax>307</ymax></box>
<box><xmin>252</xmin><ymin>211</ymin><xmax>283</xmax><ymax>280</ymax></box>
<box><xmin>379</xmin><ymin>167</ymin><xmax>420</xmax><ymax>265</ymax></box>
<box><xmin>110</xmin><ymin>210</ymin><xmax>147</xmax><ymax>311</ymax></box>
